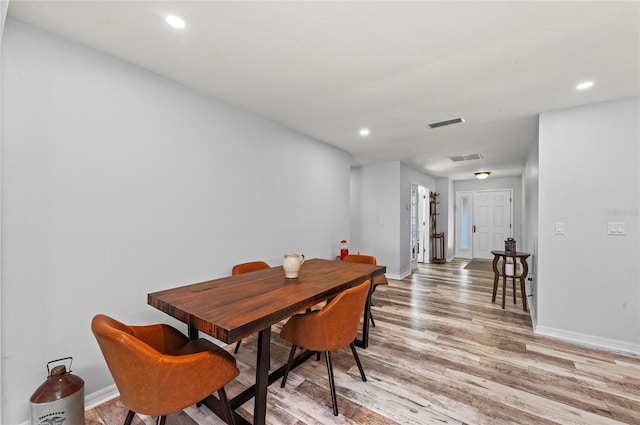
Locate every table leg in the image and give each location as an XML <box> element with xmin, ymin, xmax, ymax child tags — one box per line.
<box><xmin>501</xmin><ymin>258</ymin><xmax>507</xmax><ymax>309</ymax></box>
<box><xmin>254</xmin><ymin>327</ymin><xmax>271</xmax><ymax>425</ymax></box>
<box><xmin>519</xmin><ymin>257</ymin><xmax>529</xmax><ymax>311</ymax></box>
<box><xmin>491</xmin><ymin>255</ymin><xmax>499</xmax><ymax>303</ymax></box>
<box><xmin>354</xmin><ymin>276</ymin><xmax>374</xmax><ymax>349</ymax></box>
<box><xmin>188</xmin><ymin>325</ymin><xmax>199</xmax><ymax>340</ymax></box>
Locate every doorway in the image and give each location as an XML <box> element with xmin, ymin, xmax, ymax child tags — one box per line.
<box><xmin>418</xmin><ymin>186</ymin><xmax>429</xmax><ymax>263</ymax></box>
<box><xmin>411</xmin><ymin>184</ymin><xmax>430</xmax><ymax>268</ymax></box>
<box><xmin>455</xmin><ymin>189</ymin><xmax>513</xmax><ymax>259</ymax></box>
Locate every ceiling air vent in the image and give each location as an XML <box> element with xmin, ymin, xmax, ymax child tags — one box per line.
<box><xmin>449</xmin><ymin>153</ymin><xmax>483</xmax><ymax>162</ymax></box>
<box><xmin>428</xmin><ymin>117</ymin><xmax>465</xmax><ymax>129</ymax></box>
<box><xmin>463</xmin><ymin>153</ymin><xmax>482</xmax><ymax>161</ymax></box>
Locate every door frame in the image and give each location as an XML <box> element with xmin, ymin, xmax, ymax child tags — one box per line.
<box><xmin>455</xmin><ymin>191</ymin><xmax>474</xmax><ymax>259</ymax></box>
<box><xmin>418</xmin><ymin>185</ymin><xmax>429</xmax><ymax>263</ymax></box>
<box><xmin>410</xmin><ymin>184</ymin><xmax>430</xmax><ymax>270</ymax></box>
<box><xmin>455</xmin><ymin>188</ymin><xmax>513</xmax><ymax>258</ymax></box>
<box><xmin>473</xmin><ymin>189</ymin><xmax>513</xmax><ymax>259</ymax></box>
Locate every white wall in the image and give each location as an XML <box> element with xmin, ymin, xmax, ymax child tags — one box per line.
<box><xmin>0</xmin><ymin>2</ymin><xmax>9</xmax><ymax>423</ymax></box>
<box><xmin>522</xmin><ymin>135</ymin><xmax>539</xmax><ymax>326</ymax></box>
<box><xmin>1</xmin><ymin>20</ymin><xmax>351</xmax><ymax>424</ymax></box>
<box><xmin>349</xmin><ymin>162</ymin><xmax>401</xmax><ymax>276</ymax></box>
<box><xmin>537</xmin><ymin>97</ymin><xmax>639</xmax><ymax>354</ymax></box>
<box><xmin>435</xmin><ymin>177</ymin><xmax>454</xmax><ymax>260</ymax></box>
<box><xmin>350</xmin><ymin>162</ymin><xmax>436</xmax><ymax>278</ymax></box>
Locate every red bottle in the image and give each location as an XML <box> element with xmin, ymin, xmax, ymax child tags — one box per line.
<box><xmin>340</xmin><ymin>240</ymin><xmax>349</xmax><ymax>260</ymax></box>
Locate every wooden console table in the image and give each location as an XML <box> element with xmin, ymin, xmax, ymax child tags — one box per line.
<box><xmin>490</xmin><ymin>250</ymin><xmax>530</xmax><ymax>311</ymax></box>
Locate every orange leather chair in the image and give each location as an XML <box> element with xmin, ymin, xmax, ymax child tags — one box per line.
<box><xmin>91</xmin><ymin>314</ymin><xmax>239</xmax><ymax>425</ymax></box>
<box><xmin>342</xmin><ymin>253</ymin><xmax>388</xmax><ymax>326</ymax></box>
<box><xmin>279</xmin><ymin>280</ymin><xmax>371</xmax><ymax>416</ymax></box>
<box><xmin>231</xmin><ymin>261</ymin><xmax>270</xmax><ymax>353</ymax></box>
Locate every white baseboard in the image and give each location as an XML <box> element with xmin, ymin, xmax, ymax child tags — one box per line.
<box><xmin>535</xmin><ymin>325</ymin><xmax>640</xmax><ymax>358</ymax></box>
<box><xmin>386</xmin><ymin>271</ymin><xmax>410</xmax><ymax>280</ymax></box>
<box><xmin>84</xmin><ymin>384</ymin><xmax>120</xmax><ymax>410</ymax></box>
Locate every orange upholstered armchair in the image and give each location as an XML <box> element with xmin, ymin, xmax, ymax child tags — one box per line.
<box><xmin>231</xmin><ymin>260</ymin><xmax>270</xmax><ymax>275</ymax></box>
<box><xmin>279</xmin><ymin>280</ymin><xmax>371</xmax><ymax>416</ymax></box>
<box><xmin>231</xmin><ymin>260</ymin><xmax>270</xmax><ymax>353</ymax></box>
<box><xmin>91</xmin><ymin>314</ymin><xmax>239</xmax><ymax>425</ymax></box>
<box><xmin>342</xmin><ymin>253</ymin><xmax>388</xmax><ymax>326</ymax></box>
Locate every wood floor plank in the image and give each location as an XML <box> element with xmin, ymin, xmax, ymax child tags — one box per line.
<box><xmin>86</xmin><ymin>259</ymin><xmax>640</xmax><ymax>425</ymax></box>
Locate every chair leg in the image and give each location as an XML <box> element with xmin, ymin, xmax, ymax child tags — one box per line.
<box><xmin>281</xmin><ymin>344</ymin><xmax>297</xmax><ymax>388</ymax></box>
<box><xmin>370</xmin><ymin>284</ymin><xmax>379</xmax><ymax>306</ymax></box>
<box><xmin>325</xmin><ymin>351</ymin><xmax>339</xmax><ymax>416</ymax></box>
<box><xmin>369</xmin><ymin>307</ymin><xmax>376</xmax><ymax>327</ymax></box>
<box><xmin>234</xmin><ymin>339</ymin><xmax>242</xmax><ymax>354</ymax></box>
<box><xmin>350</xmin><ymin>342</ymin><xmax>367</xmax><ymax>382</ymax></box>
<box><xmin>123</xmin><ymin>410</ymin><xmax>135</xmax><ymax>425</ymax></box>
<box><xmin>218</xmin><ymin>387</ymin><xmax>236</xmax><ymax>425</ymax></box>
<box><xmin>156</xmin><ymin>416</ymin><xmax>166</xmax><ymax>425</ymax></box>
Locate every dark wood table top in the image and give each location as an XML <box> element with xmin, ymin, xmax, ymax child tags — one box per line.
<box><xmin>147</xmin><ymin>258</ymin><xmax>385</xmax><ymax>344</ymax></box>
<box><xmin>490</xmin><ymin>250</ymin><xmax>530</xmax><ymax>258</ymax></box>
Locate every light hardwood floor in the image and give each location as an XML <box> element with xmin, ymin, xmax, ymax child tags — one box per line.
<box><xmin>87</xmin><ymin>259</ymin><xmax>640</xmax><ymax>425</ymax></box>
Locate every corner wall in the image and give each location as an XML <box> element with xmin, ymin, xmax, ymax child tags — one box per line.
<box><xmin>0</xmin><ymin>2</ymin><xmax>10</xmax><ymax>422</ymax></box>
<box><xmin>435</xmin><ymin>177</ymin><xmax>454</xmax><ymax>260</ymax></box>
<box><xmin>350</xmin><ymin>162</ymin><xmax>436</xmax><ymax>278</ymax></box>
<box><xmin>522</xmin><ymin>134</ymin><xmax>539</xmax><ymax>326</ymax></box>
<box><xmin>537</xmin><ymin>97</ymin><xmax>639</xmax><ymax>354</ymax></box>
<box><xmin>349</xmin><ymin>162</ymin><xmax>401</xmax><ymax>275</ymax></box>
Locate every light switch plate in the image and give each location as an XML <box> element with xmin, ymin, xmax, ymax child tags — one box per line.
<box><xmin>555</xmin><ymin>222</ymin><xmax>565</xmax><ymax>235</ymax></box>
<box><xmin>608</xmin><ymin>222</ymin><xmax>625</xmax><ymax>235</ymax></box>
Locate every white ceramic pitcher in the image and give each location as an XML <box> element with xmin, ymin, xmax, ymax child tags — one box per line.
<box><xmin>283</xmin><ymin>253</ymin><xmax>305</xmax><ymax>278</ymax></box>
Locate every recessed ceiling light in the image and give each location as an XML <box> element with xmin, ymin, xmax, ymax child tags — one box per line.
<box><xmin>359</xmin><ymin>128</ymin><xmax>370</xmax><ymax>137</ymax></box>
<box><xmin>166</xmin><ymin>15</ymin><xmax>186</xmax><ymax>29</ymax></box>
<box><xmin>576</xmin><ymin>81</ymin><xmax>594</xmax><ymax>90</ymax></box>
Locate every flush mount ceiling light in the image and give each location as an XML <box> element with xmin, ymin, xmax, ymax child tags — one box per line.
<box><xmin>359</xmin><ymin>128</ymin><xmax>370</xmax><ymax>137</ymax></box>
<box><xmin>576</xmin><ymin>81</ymin><xmax>594</xmax><ymax>90</ymax></box>
<box><xmin>165</xmin><ymin>15</ymin><xmax>186</xmax><ymax>29</ymax></box>
<box><xmin>475</xmin><ymin>171</ymin><xmax>491</xmax><ymax>179</ymax></box>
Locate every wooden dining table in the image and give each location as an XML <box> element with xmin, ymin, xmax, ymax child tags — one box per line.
<box><xmin>147</xmin><ymin>257</ymin><xmax>386</xmax><ymax>425</ymax></box>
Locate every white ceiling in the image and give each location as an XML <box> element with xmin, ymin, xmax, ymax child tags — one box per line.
<box><xmin>7</xmin><ymin>1</ymin><xmax>640</xmax><ymax>180</ymax></box>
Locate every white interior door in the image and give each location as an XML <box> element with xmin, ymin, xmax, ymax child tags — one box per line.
<box><xmin>472</xmin><ymin>190</ymin><xmax>512</xmax><ymax>259</ymax></box>
<box><xmin>418</xmin><ymin>186</ymin><xmax>429</xmax><ymax>263</ymax></box>
<box><xmin>410</xmin><ymin>185</ymin><xmax>418</xmax><ymax>266</ymax></box>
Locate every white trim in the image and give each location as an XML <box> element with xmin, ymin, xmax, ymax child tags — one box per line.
<box><xmin>535</xmin><ymin>325</ymin><xmax>640</xmax><ymax>358</ymax></box>
<box><xmin>387</xmin><ymin>271</ymin><xmax>411</xmax><ymax>280</ymax></box>
<box><xmin>84</xmin><ymin>384</ymin><xmax>120</xmax><ymax>410</ymax></box>
<box><xmin>525</xmin><ymin>281</ymin><xmax>537</xmax><ymax>329</ymax></box>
